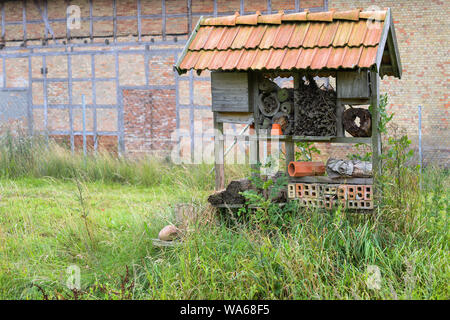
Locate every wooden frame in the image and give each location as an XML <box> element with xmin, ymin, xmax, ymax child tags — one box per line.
<box><xmin>212</xmin><ymin>69</ymin><xmax>383</xmax><ymax>199</ymax></box>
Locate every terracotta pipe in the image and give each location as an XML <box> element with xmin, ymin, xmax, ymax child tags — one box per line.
<box><xmin>288</xmin><ymin>161</ymin><xmax>326</xmax><ymax>177</ymax></box>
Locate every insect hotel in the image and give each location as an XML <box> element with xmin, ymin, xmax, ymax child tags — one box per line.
<box><xmin>175</xmin><ymin>8</ymin><xmax>402</xmax><ymax>210</ymax></box>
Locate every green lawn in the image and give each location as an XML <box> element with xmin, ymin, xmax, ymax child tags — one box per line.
<box><xmin>0</xmin><ymin>170</ymin><xmax>448</xmax><ymax>300</ymax></box>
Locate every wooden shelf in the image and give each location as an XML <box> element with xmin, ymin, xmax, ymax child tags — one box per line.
<box><xmin>221</xmin><ymin>135</ymin><xmax>371</xmax><ymax>144</ymax></box>
<box><xmin>289</xmin><ymin>176</ymin><xmax>373</xmax><ymax>185</ymax></box>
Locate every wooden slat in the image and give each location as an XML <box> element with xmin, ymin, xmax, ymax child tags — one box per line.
<box><xmin>214</xmin><ymin>112</ymin><xmax>225</xmax><ymax>191</ymax></box>
<box><xmin>289</xmin><ymin>176</ymin><xmax>373</xmax><ymax>184</ymax></box>
<box><xmin>216</xmin><ymin>112</ymin><xmax>253</xmax><ymax>124</ymax></box>
<box><xmin>337</xmin><ymin>70</ymin><xmax>370</xmax><ymax>99</ymax></box>
<box><xmin>211</xmin><ymin>72</ymin><xmax>250</xmax><ymax>112</ymax></box>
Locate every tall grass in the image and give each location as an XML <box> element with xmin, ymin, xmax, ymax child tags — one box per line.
<box><xmin>0</xmin><ymin>132</ymin><xmax>248</xmax><ymax>190</ymax></box>
<box><xmin>0</xmin><ymin>132</ymin><xmax>447</xmax><ymax>300</ymax></box>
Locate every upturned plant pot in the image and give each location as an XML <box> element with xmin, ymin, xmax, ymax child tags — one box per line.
<box><xmin>271</xmin><ymin>123</ymin><xmax>283</xmax><ymax>136</ymax></box>
<box><xmin>288</xmin><ymin>161</ymin><xmax>326</xmax><ymax>177</ymax></box>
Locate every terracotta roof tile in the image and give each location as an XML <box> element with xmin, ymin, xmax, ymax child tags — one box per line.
<box><xmin>363</xmin><ymin>24</ymin><xmax>383</xmax><ymax>46</ymax></box>
<box><xmin>332</xmin><ymin>21</ymin><xmax>354</xmax><ymax>47</ymax></box>
<box><xmin>326</xmin><ymin>47</ymin><xmax>346</xmax><ymax>69</ymax></box>
<box><xmin>203</xmin><ymin>27</ymin><xmax>227</xmax><ymax>50</ymax></box>
<box><xmin>251</xmin><ymin>49</ymin><xmax>272</xmax><ymax>69</ymax></box>
<box><xmin>266</xmin><ymin>49</ymin><xmax>288</xmax><ymax>69</ymax></box>
<box><xmin>272</xmin><ymin>23</ymin><xmax>296</xmax><ymax>49</ymax></box>
<box><xmin>302</xmin><ymin>22</ymin><xmax>326</xmax><ymax>48</ymax></box>
<box><xmin>341</xmin><ymin>46</ymin><xmax>363</xmax><ymax>68</ymax></box>
<box><xmin>257</xmin><ymin>12</ymin><xmax>283</xmax><ymax>24</ymax></box>
<box><xmin>177</xmin><ymin>9</ymin><xmax>391</xmax><ymax>73</ymax></box>
<box><xmin>259</xmin><ymin>25</ymin><xmax>280</xmax><ymax>49</ymax></box>
<box><xmin>348</xmin><ymin>20</ymin><xmax>368</xmax><ymax>47</ymax></box>
<box><xmin>236</xmin><ymin>13</ymin><xmax>259</xmax><ymax>25</ymax></box>
<box><xmin>282</xmin><ymin>12</ymin><xmax>308</xmax><ymax>22</ymax></box>
<box><xmin>216</xmin><ymin>27</ymin><xmax>241</xmax><ymax>50</ymax></box>
<box><xmin>244</xmin><ymin>25</ymin><xmax>267</xmax><ymax>49</ymax></box>
<box><xmin>280</xmin><ymin>48</ymin><xmax>302</xmax><ymax>69</ymax></box>
<box><xmin>359</xmin><ymin>46</ymin><xmax>379</xmax><ymax>68</ymax></box>
<box><xmin>237</xmin><ymin>50</ymin><xmax>258</xmax><ymax>69</ymax></box>
<box><xmin>318</xmin><ymin>21</ymin><xmax>340</xmax><ymax>47</ymax></box>
<box><xmin>333</xmin><ymin>9</ymin><xmax>361</xmax><ymax>21</ymax></box>
<box><xmin>189</xmin><ymin>26</ymin><xmax>213</xmax><ymax>50</ymax></box>
<box><xmin>195</xmin><ymin>50</ymin><xmax>215</xmax><ymax>69</ymax></box>
<box><xmin>360</xmin><ymin>10</ymin><xmax>387</xmax><ymax>21</ymax></box>
<box><xmin>307</xmin><ymin>11</ymin><xmax>334</xmax><ymax>22</ymax></box>
<box><xmin>222</xmin><ymin>50</ymin><xmax>244</xmax><ymax>70</ymax></box>
<box><xmin>230</xmin><ymin>26</ymin><xmax>254</xmax><ymax>49</ymax></box>
<box><xmin>311</xmin><ymin>47</ymin><xmax>333</xmax><ymax>69</ymax></box>
<box><xmin>287</xmin><ymin>23</ymin><xmax>310</xmax><ymax>47</ymax></box>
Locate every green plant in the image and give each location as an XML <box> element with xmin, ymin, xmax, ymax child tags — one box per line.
<box><xmin>369</xmin><ymin>93</ymin><xmax>393</xmax><ymax>135</ymax></box>
<box><xmin>295</xmin><ymin>142</ymin><xmax>321</xmax><ymax>161</ymax></box>
<box><xmin>381</xmin><ymin>128</ymin><xmax>415</xmax><ymax>208</ymax></box>
<box><xmin>347</xmin><ymin>143</ymin><xmax>372</xmax><ymax>161</ymax></box>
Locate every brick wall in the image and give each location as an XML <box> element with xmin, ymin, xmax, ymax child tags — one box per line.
<box><xmin>0</xmin><ymin>0</ymin><xmax>447</xmax><ymax>165</ymax></box>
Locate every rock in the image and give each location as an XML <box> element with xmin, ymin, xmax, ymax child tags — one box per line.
<box><xmin>158</xmin><ymin>225</ymin><xmax>179</xmax><ymax>241</ymax></box>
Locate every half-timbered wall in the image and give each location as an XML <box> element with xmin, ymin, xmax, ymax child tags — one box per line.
<box><xmin>0</xmin><ymin>0</ymin><xmax>327</xmax><ymax>157</ymax></box>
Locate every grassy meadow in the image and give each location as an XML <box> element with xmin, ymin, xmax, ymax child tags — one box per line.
<box><xmin>0</xmin><ymin>134</ymin><xmax>448</xmax><ymax>300</ymax></box>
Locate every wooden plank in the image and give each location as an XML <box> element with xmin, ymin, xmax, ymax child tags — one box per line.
<box><xmin>250</xmin><ymin>71</ymin><xmax>260</xmax><ymax>175</ymax></box>
<box><xmin>375</xmin><ymin>8</ymin><xmax>392</xmax><ymax>75</ymax></box>
<box><xmin>289</xmin><ymin>176</ymin><xmax>373</xmax><ymax>185</ymax></box>
<box><xmin>370</xmin><ymin>71</ymin><xmax>382</xmax><ymax>178</ymax></box>
<box><xmin>214</xmin><ymin>112</ymin><xmax>225</xmax><ymax>191</ymax></box>
<box><xmin>336</xmin><ymin>99</ymin><xmax>345</xmax><ymax>137</ymax></box>
<box><xmin>174</xmin><ymin>15</ymin><xmax>203</xmax><ymax>74</ymax></box>
<box><xmin>285</xmin><ymin>141</ymin><xmax>295</xmax><ymax>175</ymax></box>
<box><xmin>223</xmin><ymin>135</ymin><xmax>371</xmax><ymax>144</ymax></box>
<box><xmin>336</xmin><ymin>71</ymin><xmax>370</xmax><ymax>99</ymax></box>
<box><xmin>387</xmin><ymin>11</ymin><xmax>402</xmax><ymax>78</ymax></box>
<box><xmin>211</xmin><ymin>72</ymin><xmax>250</xmax><ymax>112</ymax></box>
<box><xmin>216</xmin><ymin>112</ymin><xmax>253</xmax><ymax>124</ymax></box>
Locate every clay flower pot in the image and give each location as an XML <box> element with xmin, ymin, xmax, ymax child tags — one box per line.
<box><xmin>288</xmin><ymin>161</ymin><xmax>326</xmax><ymax>177</ymax></box>
<box><xmin>271</xmin><ymin>123</ymin><xmax>283</xmax><ymax>136</ymax></box>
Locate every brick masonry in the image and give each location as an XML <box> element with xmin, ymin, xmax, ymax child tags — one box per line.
<box><xmin>0</xmin><ymin>0</ymin><xmax>447</xmax><ymax>165</ymax></box>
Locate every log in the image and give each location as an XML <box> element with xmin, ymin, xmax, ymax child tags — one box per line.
<box><xmin>326</xmin><ymin>158</ymin><xmax>373</xmax><ymax>179</ymax></box>
<box><xmin>207</xmin><ymin>190</ymin><xmax>225</xmax><ymax>206</ymax></box>
<box><xmin>258</xmin><ymin>92</ymin><xmax>280</xmax><ymax>117</ymax></box>
<box><xmin>280</xmin><ymin>101</ymin><xmax>293</xmax><ymax>114</ymax></box>
<box><xmin>208</xmin><ymin>179</ymin><xmax>255</xmax><ymax>206</ymax></box>
<box><xmin>343</xmin><ymin>107</ymin><xmax>372</xmax><ymax>137</ymax></box>
<box><xmin>259</xmin><ymin>78</ymin><xmax>279</xmax><ymax>93</ymax></box>
<box><xmin>294</xmin><ymin>76</ymin><xmax>337</xmax><ymax>136</ymax></box>
<box><xmin>277</xmin><ymin>88</ymin><xmax>290</xmax><ymax>102</ymax></box>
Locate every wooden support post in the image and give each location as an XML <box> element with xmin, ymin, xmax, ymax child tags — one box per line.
<box><xmin>214</xmin><ymin>112</ymin><xmax>225</xmax><ymax>191</ymax></box>
<box><xmin>285</xmin><ymin>138</ymin><xmax>295</xmax><ymax>176</ymax></box>
<box><xmin>336</xmin><ymin>99</ymin><xmax>345</xmax><ymax>137</ymax></box>
<box><xmin>370</xmin><ymin>71</ymin><xmax>382</xmax><ymax>178</ymax></box>
<box><xmin>250</xmin><ymin>71</ymin><xmax>260</xmax><ymax>176</ymax></box>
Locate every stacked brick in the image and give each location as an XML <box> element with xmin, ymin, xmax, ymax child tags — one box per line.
<box><xmin>288</xmin><ymin>183</ymin><xmax>374</xmax><ymax>210</ymax></box>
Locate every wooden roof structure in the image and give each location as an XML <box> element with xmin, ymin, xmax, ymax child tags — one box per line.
<box><xmin>175</xmin><ymin>8</ymin><xmax>402</xmax><ymax>78</ymax></box>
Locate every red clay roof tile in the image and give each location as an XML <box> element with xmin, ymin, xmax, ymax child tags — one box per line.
<box><xmin>178</xmin><ymin>9</ymin><xmax>390</xmax><ymax>73</ymax></box>
<box><xmin>333</xmin><ymin>9</ymin><xmax>361</xmax><ymax>21</ymax></box>
<box><xmin>272</xmin><ymin>23</ymin><xmax>296</xmax><ymax>49</ymax></box>
<box><xmin>287</xmin><ymin>23</ymin><xmax>310</xmax><ymax>47</ymax></box>
<box><xmin>244</xmin><ymin>25</ymin><xmax>268</xmax><ymax>49</ymax></box>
